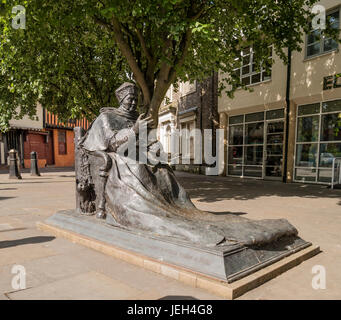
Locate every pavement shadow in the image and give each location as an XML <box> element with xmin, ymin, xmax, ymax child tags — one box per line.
<box><xmin>0</xmin><ymin>236</ymin><xmax>55</xmax><ymax>249</ymax></box>
<box><xmin>175</xmin><ymin>172</ymin><xmax>341</xmax><ymax>204</ymax></box>
<box><xmin>0</xmin><ymin>167</ymin><xmax>75</xmax><ymax>175</ymax></box>
<box><xmin>2</xmin><ymin>180</ymin><xmax>72</xmax><ymax>185</ymax></box>
<box><xmin>0</xmin><ymin>196</ymin><xmax>16</xmax><ymax>201</ymax></box>
<box><xmin>208</xmin><ymin>211</ymin><xmax>247</xmax><ymax>216</ymax></box>
<box><xmin>0</xmin><ymin>228</ymin><xmax>28</xmax><ymax>233</ymax></box>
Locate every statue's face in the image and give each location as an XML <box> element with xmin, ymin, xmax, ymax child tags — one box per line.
<box><xmin>121</xmin><ymin>93</ymin><xmax>138</xmax><ymax>112</ymax></box>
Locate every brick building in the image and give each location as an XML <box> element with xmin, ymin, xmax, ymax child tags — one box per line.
<box><xmin>0</xmin><ymin>105</ymin><xmax>90</xmax><ymax>169</ymax></box>
<box><xmin>42</xmin><ymin>110</ymin><xmax>90</xmax><ymax>168</ymax></box>
<box><xmin>158</xmin><ymin>72</ymin><xmax>219</xmax><ymax>174</ymax></box>
<box><xmin>0</xmin><ymin>104</ymin><xmax>45</xmax><ymax>169</ymax></box>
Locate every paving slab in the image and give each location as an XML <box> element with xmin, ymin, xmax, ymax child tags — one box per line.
<box><xmin>0</xmin><ymin>170</ymin><xmax>340</xmax><ymax>299</ymax></box>
<box><xmin>0</xmin><ymin>242</ymin><xmax>57</xmax><ymax>267</ymax></box>
<box><xmin>7</xmin><ymin>271</ymin><xmax>142</xmax><ymax>300</ymax></box>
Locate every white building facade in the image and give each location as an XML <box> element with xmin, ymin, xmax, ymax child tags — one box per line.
<box><xmin>218</xmin><ymin>0</ymin><xmax>341</xmax><ymax>185</ymax></box>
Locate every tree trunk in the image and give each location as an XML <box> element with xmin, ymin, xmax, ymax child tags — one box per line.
<box><xmin>146</xmin><ymin>80</ymin><xmax>172</xmax><ymax>127</ymax></box>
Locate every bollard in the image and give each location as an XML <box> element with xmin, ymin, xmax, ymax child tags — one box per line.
<box><xmin>9</xmin><ymin>149</ymin><xmax>22</xmax><ymax>179</ymax></box>
<box><xmin>30</xmin><ymin>151</ymin><xmax>41</xmax><ymax>176</ymax></box>
<box><xmin>74</xmin><ymin>127</ymin><xmax>85</xmax><ymax>214</ymax></box>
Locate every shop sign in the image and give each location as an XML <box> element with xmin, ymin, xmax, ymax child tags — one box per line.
<box><xmin>323</xmin><ymin>73</ymin><xmax>341</xmax><ymax>90</ymax></box>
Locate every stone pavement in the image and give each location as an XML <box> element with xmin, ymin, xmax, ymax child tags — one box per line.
<box><xmin>0</xmin><ymin>170</ymin><xmax>340</xmax><ymax>300</ymax></box>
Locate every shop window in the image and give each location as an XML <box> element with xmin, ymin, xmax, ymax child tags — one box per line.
<box><xmin>58</xmin><ymin>131</ymin><xmax>67</xmax><ymax>155</ymax></box>
<box><xmin>322</xmin><ymin>99</ymin><xmax>341</xmax><ymax>113</ymax></box>
<box><xmin>306</xmin><ymin>9</ymin><xmax>339</xmax><ymax>58</ymax></box>
<box><xmin>228</xmin><ymin>146</ymin><xmax>243</xmax><ymax>165</ymax></box>
<box><xmin>233</xmin><ymin>46</ymin><xmax>272</xmax><ymax>87</ymax></box>
<box><xmin>244</xmin><ymin>145</ymin><xmax>263</xmax><ymax>165</ymax></box>
<box><xmin>295</xmin><ymin>168</ymin><xmax>317</xmax><ymax>182</ymax></box>
<box><xmin>267</xmin><ymin>121</ymin><xmax>284</xmax><ymax>134</ymax></box>
<box><xmin>245</xmin><ymin>112</ymin><xmax>264</xmax><ymax>123</ymax></box>
<box><xmin>244</xmin><ymin>166</ymin><xmax>263</xmax><ymax>178</ymax></box>
<box><xmin>321</xmin><ymin>113</ymin><xmax>341</xmax><ymax>141</ymax></box>
<box><xmin>295</xmin><ymin>143</ymin><xmax>318</xmax><ymax>167</ymax></box>
<box><xmin>319</xmin><ymin>143</ymin><xmax>341</xmax><ymax>167</ymax></box>
<box><xmin>297</xmin><ymin>116</ymin><xmax>319</xmax><ymax>142</ymax></box>
<box><xmin>266</xmin><ymin>109</ymin><xmax>285</xmax><ymax>120</ymax></box>
<box><xmin>228</xmin><ymin>164</ymin><xmax>243</xmax><ymax>176</ymax></box>
<box><xmin>295</xmin><ymin>99</ymin><xmax>341</xmax><ymax>184</ymax></box>
<box><xmin>297</xmin><ymin>103</ymin><xmax>320</xmax><ymax>116</ymax></box>
<box><xmin>228</xmin><ymin>110</ymin><xmax>285</xmax><ymax>179</ymax></box>
<box><xmin>245</xmin><ymin>122</ymin><xmax>264</xmax><ymax>144</ymax></box>
<box><xmin>228</xmin><ymin>125</ymin><xmax>243</xmax><ymax>145</ymax></box>
<box><xmin>229</xmin><ymin>115</ymin><xmax>243</xmax><ymax>125</ymax></box>
<box><xmin>318</xmin><ymin>169</ymin><xmax>333</xmax><ymax>183</ymax></box>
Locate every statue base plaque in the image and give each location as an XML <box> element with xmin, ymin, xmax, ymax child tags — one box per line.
<box><xmin>38</xmin><ymin>210</ymin><xmax>319</xmax><ymax>299</ymax></box>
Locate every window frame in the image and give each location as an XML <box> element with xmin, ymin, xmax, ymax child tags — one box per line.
<box><xmin>227</xmin><ymin>108</ymin><xmax>285</xmax><ymax>179</ymax></box>
<box><xmin>180</xmin><ymin>120</ymin><xmax>196</xmax><ymax>160</ymax></box>
<box><xmin>294</xmin><ymin>99</ymin><xmax>341</xmax><ymax>184</ymax></box>
<box><xmin>305</xmin><ymin>7</ymin><xmax>340</xmax><ymax>60</ymax></box>
<box><xmin>58</xmin><ymin>130</ymin><xmax>67</xmax><ymax>155</ymax></box>
<box><xmin>233</xmin><ymin>46</ymin><xmax>273</xmax><ymax>87</ymax></box>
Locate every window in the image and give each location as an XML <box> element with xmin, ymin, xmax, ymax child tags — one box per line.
<box><xmin>233</xmin><ymin>46</ymin><xmax>272</xmax><ymax>86</ymax></box>
<box><xmin>295</xmin><ymin>100</ymin><xmax>341</xmax><ymax>183</ymax></box>
<box><xmin>58</xmin><ymin>131</ymin><xmax>67</xmax><ymax>155</ymax></box>
<box><xmin>228</xmin><ymin>109</ymin><xmax>285</xmax><ymax>178</ymax></box>
<box><xmin>165</xmin><ymin>125</ymin><xmax>171</xmax><ymax>154</ymax></box>
<box><xmin>306</xmin><ymin>9</ymin><xmax>340</xmax><ymax>58</ymax></box>
<box><xmin>180</xmin><ymin>120</ymin><xmax>196</xmax><ymax>160</ymax></box>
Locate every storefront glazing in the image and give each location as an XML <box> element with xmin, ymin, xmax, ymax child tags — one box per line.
<box><xmin>227</xmin><ymin>109</ymin><xmax>285</xmax><ymax>179</ymax></box>
<box><xmin>295</xmin><ymin>99</ymin><xmax>341</xmax><ymax>184</ymax></box>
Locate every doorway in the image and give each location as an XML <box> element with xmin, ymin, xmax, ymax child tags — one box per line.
<box><xmin>264</xmin><ymin>120</ymin><xmax>284</xmax><ymax>180</ymax></box>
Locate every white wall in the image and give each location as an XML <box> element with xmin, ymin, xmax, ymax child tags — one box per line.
<box><xmin>290</xmin><ymin>1</ymin><xmax>341</xmax><ymax>105</ymax></box>
<box><xmin>218</xmin><ymin>0</ymin><xmax>341</xmax><ymax>115</ymax></box>
<box><xmin>218</xmin><ymin>52</ymin><xmax>287</xmax><ymax>115</ymax></box>
<box><xmin>9</xmin><ymin>103</ymin><xmax>43</xmax><ymax>130</ymax></box>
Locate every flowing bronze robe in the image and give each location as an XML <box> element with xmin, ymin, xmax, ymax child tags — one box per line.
<box><xmin>80</xmin><ymin>108</ymin><xmax>298</xmax><ymax>247</ymax></box>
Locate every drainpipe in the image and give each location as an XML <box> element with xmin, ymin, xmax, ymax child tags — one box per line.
<box><xmin>283</xmin><ymin>47</ymin><xmax>292</xmax><ymax>183</ymax></box>
<box><xmin>200</xmin><ymin>79</ymin><xmax>204</xmax><ymax>171</ymax></box>
<box><xmin>211</xmin><ymin>72</ymin><xmax>216</xmax><ymax>158</ymax></box>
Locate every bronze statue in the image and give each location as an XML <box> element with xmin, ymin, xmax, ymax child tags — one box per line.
<box><xmin>75</xmin><ymin>82</ymin><xmax>298</xmax><ymax>248</ymax></box>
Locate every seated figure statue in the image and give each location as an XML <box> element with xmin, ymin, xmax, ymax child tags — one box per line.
<box><xmin>75</xmin><ymin>82</ymin><xmax>298</xmax><ymax>248</ymax></box>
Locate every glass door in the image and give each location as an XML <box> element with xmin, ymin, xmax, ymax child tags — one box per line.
<box><xmin>264</xmin><ymin>120</ymin><xmax>284</xmax><ymax>180</ymax></box>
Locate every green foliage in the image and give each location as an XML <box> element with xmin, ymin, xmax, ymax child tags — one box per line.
<box><xmin>0</xmin><ymin>0</ymin><xmax>129</xmax><ymax>130</ymax></box>
<box><xmin>1</xmin><ymin>0</ymin><xmax>337</xmax><ymax>129</ymax></box>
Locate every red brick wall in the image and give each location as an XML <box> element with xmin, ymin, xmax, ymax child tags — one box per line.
<box><xmin>24</xmin><ymin>132</ymin><xmax>47</xmax><ymax>168</ymax></box>
<box><xmin>53</xmin><ymin>129</ymin><xmax>75</xmax><ymax>167</ymax></box>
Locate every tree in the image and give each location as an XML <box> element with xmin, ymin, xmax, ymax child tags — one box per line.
<box><xmin>0</xmin><ymin>0</ymin><xmax>130</xmax><ymax>129</ymax></box>
<box><xmin>1</xmin><ymin>0</ymin><xmax>339</xmax><ymax>130</ymax></box>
